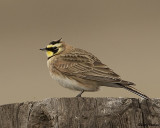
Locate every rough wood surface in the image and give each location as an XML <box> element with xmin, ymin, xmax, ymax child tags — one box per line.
<box><xmin>0</xmin><ymin>98</ymin><xmax>160</xmax><ymax>128</ymax></box>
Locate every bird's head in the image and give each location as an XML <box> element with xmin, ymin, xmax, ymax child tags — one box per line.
<box><xmin>40</xmin><ymin>38</ymin><xmax>65</xmax><ymax>59</ymax></box>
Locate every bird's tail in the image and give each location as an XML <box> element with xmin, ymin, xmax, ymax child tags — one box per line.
<box><xmin>119</xmin><ymin>84</ymin><xmax>150</xmax><ymax>100</ymax></box>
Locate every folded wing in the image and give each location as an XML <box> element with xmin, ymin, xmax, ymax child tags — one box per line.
<box><xmin>53</xmin><ymin>48</ymin><xmax>134</xmax><ymax>86</ymax></box>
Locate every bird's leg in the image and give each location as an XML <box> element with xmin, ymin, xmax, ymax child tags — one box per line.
<box><xmin>76</xmin><ymin>90</ymin><xmax>84</xmax><ymax>97</ymax></box>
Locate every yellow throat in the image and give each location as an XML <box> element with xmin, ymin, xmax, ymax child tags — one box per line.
<box><xmin>46</xmin><ymin>51</ymin><xmax>53</xmax><ymax>58</ymax></box>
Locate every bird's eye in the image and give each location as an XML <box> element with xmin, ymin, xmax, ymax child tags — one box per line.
<box><xmin>51</xmin><ymin>47</ymin><xmax>59</xmax><ymax>53</ymax></box>
<box><xmin>46</xmin><ymin>47</ymin><xmax>58</xmax><ymax>52</ymax></box>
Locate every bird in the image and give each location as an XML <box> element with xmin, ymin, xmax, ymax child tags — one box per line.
<box><xmin>40</xmin><ymin>38</ymin><xmax>150</xmax><ymax>100</ymax></box>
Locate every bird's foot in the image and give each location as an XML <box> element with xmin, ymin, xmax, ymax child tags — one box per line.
<box><xmin>76</xmin><ymin>90</ymin><xmax>84</xmax><ymax>97</ymax></box>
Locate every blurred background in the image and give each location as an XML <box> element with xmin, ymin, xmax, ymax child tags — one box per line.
<box><xmin>0</xmin><ymin>0</ymin><xmax>160</xmax><ymax>105</ymax></box>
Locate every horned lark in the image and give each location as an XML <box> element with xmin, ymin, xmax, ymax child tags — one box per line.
<box><xmin>40</xmin><ymin>38</ymin><xmax>150</xmax><ymax>99</ymax></box>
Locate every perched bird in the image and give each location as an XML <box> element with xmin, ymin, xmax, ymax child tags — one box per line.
<box><xmin>40</xmin><ymin>38</ymin><xmax>150</xmax><ymax>99</ymax></box>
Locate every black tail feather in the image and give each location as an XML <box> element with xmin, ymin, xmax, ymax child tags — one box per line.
<box><xmin>118</xmin><ymin>84</ymin><xmax>150</xmax><ymax>100</ymax></box>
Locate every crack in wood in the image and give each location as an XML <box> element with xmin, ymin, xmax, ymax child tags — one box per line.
<box><xmin>27</xmin><ymin>103</ymin><xmax>34</xmax><ymax>122</ymax></box>
<box><xmin>16</xmin><ymin>103</ymin><xmax>24</xmax><ymax>128</ymax></box>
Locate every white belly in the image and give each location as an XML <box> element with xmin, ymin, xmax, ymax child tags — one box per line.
<box><xmin>50</xmin><ymin>74</ymin><xmax>90</xmax><ymax>91</ymax></box>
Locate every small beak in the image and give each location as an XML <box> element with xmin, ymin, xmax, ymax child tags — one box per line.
<box><xmin>40</xmin><ymin>48</ymin><xmax>47</xmax><ymax>51</ymax></box>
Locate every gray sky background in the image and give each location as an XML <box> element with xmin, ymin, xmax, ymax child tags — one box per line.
<box><xmin>0</xmin><ymin>0</ymin><xmax>160</xmax><ymax>105</ymax></box>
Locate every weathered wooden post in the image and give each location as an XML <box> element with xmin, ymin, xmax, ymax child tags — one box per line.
<box><xmin>0</xmin><ymin>98</ymin><xmax>160</xmax><ymax>128</ymax></box>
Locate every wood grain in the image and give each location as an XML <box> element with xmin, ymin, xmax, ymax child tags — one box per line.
<box><xmin>0</xmin><ymin>98</ymin><xmax>160</xmax><ymax>128</ymax></box>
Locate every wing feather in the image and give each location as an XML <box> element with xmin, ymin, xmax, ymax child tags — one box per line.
<box><xmin>53</xmin><ymin>48</ymin><xmax>134</xmax><ymax>85</ymax></box>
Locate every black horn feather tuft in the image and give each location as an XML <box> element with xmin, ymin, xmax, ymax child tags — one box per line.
<box><xmin>50</xmin><ymin>38</ymin><xmax>62</xmax><ymax>45</ymax></box>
